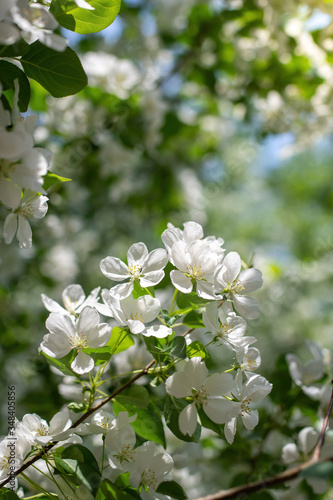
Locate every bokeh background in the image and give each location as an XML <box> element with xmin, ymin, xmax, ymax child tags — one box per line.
<box><xmin>1</xmin><ymin>0</ymin><xmax>333</xmax><ymax>497</ymax></box>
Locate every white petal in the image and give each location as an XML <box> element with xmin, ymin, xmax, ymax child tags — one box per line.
<box><xmin>142</xmin><ymin>248</ymin><xmax>168</xmax><ymax>273</ymax></box>
<box><xmin>184</xmin><ymin>357</ymin><xmax>208</xmax><ymax>389</ymax></box>
<box><xmin>49</xmin><ymin>410</ymin><xmax>72</xmax><ymax>435</ymax></box>
<box><xmin>205</xmin><ymin>399</ymin><xmax>240</xmax><ymax>424</ymax></box>
<box><xmin>282</xmin><ymin>443</ymin><xmax>300</xmax><ymax>464</ymax></box>
<box><xmin>221</xmin><ymin>252</ymin><xmax>241</xmax><ymax>284</ymax></box>
<box><xmin>3</xmin><ymin>213</ymin><xmax>17</xmax><ymax>244</ymax></box>
<box><xmin>170</xmin><ymin>270</ymin><xmax>193</xmax><ymax>293</ymax></box>
<box><xmin>74</xmin><ymin>0</ymin><xmax>95</xmax><ymax>9</ymax></box>
<box><xmin>165</xmin><ymin>371</ymin><xmax>192</xmax><ymax>398</ymax></box>
<box><xmin>71</xmin><ymin>352</ymin><xmax>94</xmax><ymax>374</ymax></box>
<box><xmin>239</xmin><ymin>268</ymin><xmax>263</xmax><ymax>293</ymax></box>
<box><xmin>41</xmin><ymin>294</ymin><xmax>66</xmax><ymax>314</ymax></box>
<box><xmin>183</xmin><ymin>221</ymin><xmax>204</xmax><ymax>244</ymax></box>
<box><xmin>224</xmin><ymin>417</ymin><xmax>237</xmax><ymax>444</ymax></box>
<box><xmin>100</xmin><ymin>256</ymin><xmax>129</xmax><ymax>281</ymax></box>
<box><xmin>143</xmin><ymin>325</ymin><xmax>172</xmax><ymax>338</ymax></box>
<box><xmin>88</xmin><ymin>323</ymin><xmax>112</xmax><ymax>348</ymax></box>
<box><xmin>139</xmin><ymin>270</ymin><xmax>165</xmax><ymax>288</ymax></box>
<box><xmin>196</xmin><ymin>281</ymin><xmax>219</xmax><ymax>300</ymax></box>
<box><xmin>46</xmin><ymin>312</ymin><xmax>75</xmax><ymax>337</ymax></box>
<box><xmin>204</xmin><ymin>373</ymin><xmax>234</xmax><ymax>396</ymax></box>
<box><xmin>17</xmin><ymin>216</ymin><xmax>32</xmax><ymax>248</ymax></box>
<box><xmin>40</xmin><ymin>333</ymin><xmax>71</xmax><ymax>358</ymax></box>
<box><xmin>127</xmin><ymin>242</ymin><xmax>148</xmax><ymax>266</ymax></box>
<box><xmin>171</xmin><ymin>240</ymin><xmax>190</xmax><ymax>272</ymax></box>
<box><xmin>109</xmin><ymin>281</ymin><xmax>134</xmax><ymax>300</ymax></box>
<box><xmin>202</xmin><ymin>302</ymin><xmax>220</xmax><ymax>334</ymax></box>
<box><xmin>241</xmin><ymin>409</ymin><xmax>259</xmax><ymax>430</ymax></box>
<box><xmin>62</xmin><ymin>284</ymin><xmax>85</xmax><ymax>310</ymax></box>
<box><xmin>77</xmin><ymin>306</ymin><xmax>100</xmax><ymax>338</ymax></box>
<box><xmin>127</xmin><ymin>319</ymin><xmax>145</xmax><ymax>334</ymax></box>
<box><xmin>233</xmin><ymin>295</ymin><xmax>260</xmax><ymax>320</ymax></box>
<box><xmin>179</xmin><ymin>403</ymin><xmax>198</xmax><ymax>436</ymax></box>
<box><xmin>286</xmin><ymin>354</ymin><xmax>303</xmax><ymax>386</ymax></box>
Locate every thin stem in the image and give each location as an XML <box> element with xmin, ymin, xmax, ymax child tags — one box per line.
<box><xmin>169</xmin><ymin>288</ymin><xmax>178</xmax><ymax>314</ymax></box>
<box><xmin>312</xmin><ymin>380</ymin><xmax>333</xmax><ymax>461</ymax></box>
<box><xmin>19</xmin><ymin>473</ymin><xmax>55</xmax><ymax>500</ymax></box>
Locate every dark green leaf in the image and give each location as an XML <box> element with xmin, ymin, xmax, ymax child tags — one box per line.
<box><xmin>50</xmin><ymin>0</ymin><xmax>121</xmax><ymax>34</ymax></box>
<box><xmin>95</xmin><ymin>479</ymin><xmax>138</xmax><ymax>500</ymax></box>
<box><xmin>0</xmin><ymin>60</ymin><xmax>30</xmax><ymax>112</ymax></box>
<box><xmin>186</xmin><ymin>340</ymin><xmax>208</xmax><ymax>359</ymax></box>
<box><xmin>0</xmin><ymin>489</ymin><xmax>21</xmax><ymax>499</ymax></box>
<box><xmin>176</xmin><ymin>292</ymin><xmax>209</xmax><ymax>310</ymax></box>
<box><xmin>54</xmin><ymin>444</ymin><xmax>101</xmax><ymax>495</ymax></box>
<box><xmin>156</xmin><ymin>481</ymin><xmax>188</xmax><ymax>500</ymax></box>
<box><xmin>114</xmin><ymin>385</ymin><xmax>149</xmax><ymax>409</ymax></box>
<box><xmin>164</xmin><ymin>396</ymin><xmax>201</xmax><ymax>443</ymax></box>
<box><xmin>43</xmin><ymin>172</ymin><xmax>71</xmax><ymax>191</ymax></box>
<box><xmin>300</xmin><ymin>462</ymin><xmax>333</xmax><ymax>479</ymax></box>
<box><xmin>108</xmin><ymin>327</ymin><xmax>134</xmax><ymax>354</ymax></box>
<box><xmin>0</xmin><ymin>39</ymin><xmax>30</xmax><ymax>58</ymax></box>
<box><xmin>82</xmin><ymin>346</ymin><xmax>112</xmax><ymax>365</ymax></box>
<box><xmin>182</xmin><ymin>309</ymin><xmax>204</xmax><ymax>329</ymax></box>
<box><xmin>198</xmin><ymin>408</ymin><xmax>224</xmax><ymax>437</ymax></box>
<box><xmin>21</xmin><ymin>41</ymin><xmax>87</xmax><ymax>98</ymax></box>
<box><xmin>160</xmin><ymin>336</ymin><xmax>187</xmax><ymax>359</ymax></box>
<box><xmin>160</xmin><ymin>309</ymin><xmax>184</xmax><ymax>327</ymax></box>
<box><xmin>113</xmin><ymin>401</ymin><xmax>166</xmax><ymax>447</ymax></box>
<box><xmin>41</xmin><ymin>351</ymin><xmax>77</xmax><ymax>377</ymax></box>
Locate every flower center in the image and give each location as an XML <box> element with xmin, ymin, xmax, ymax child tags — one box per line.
<box><xmin>192</xmin><ymin>387</ymin><xmax>208</xmax><ymax>408</ymax></box>
<box><xmin>36</xmin><ymin>423</ymin><xmax>49</xmax><ymax>437</ymax></box>
<box><xmin>228</xmin><ymin>280</ymin><xmax>245</xmax><ymax>294</ymax></box>
<box><xmin>128</xmin><ymin>263</ymin><xmax>142</xmax><ymax>279</ymax></box>
<box><xmin>0</xmin><ymin>456</ymin><xmax>9</xmax><ymax>471</ymax></box>
<box><xmin>99</xmin><ymin>416</ymin><xmax>112</xmax><ymax>430</ymax></box>
<box><xmin>16</xmin><ymin>201</ymin><xmax>35</xmax><ymax>220</ymax></box>
<box><xmin>141</xmin><ymin>467</ymin><xmax>158</xmax><ymax>490</ymax></box>
<box><xmin>186</xmin><ymin>264</ymin><xmax>205</xmax><ymax>281</ymax></box>
<box><xmin>130</xmin><ymin>312</ymin><xmax>144</xmax><ymax>322</ymax></box>
<box><xmin>69</xmin><ymin>332</ymin><xmax>88</xmax><ymax>350</ymax></box>
<box><xmin>114</xmin><ymin>444</ymin><xmax>136</xmax><ymax>463</ymax></box>
<box><xmin>63</xmin><ymin>297</ymin><xmax>78</xmax><ymax>314</ymax></box>
<box><xmin>242</xmin><ymin>355</ymin><xmax>258</xmax><ymax>371</ymax></box>
<box><xmin>240</xmin><ymin>397</ymin><xmax>252</xmax><ymax>416</ymax></box>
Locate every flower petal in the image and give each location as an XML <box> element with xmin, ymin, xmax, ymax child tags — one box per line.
<box><xmin>127</xmin><ymin>242</ymin><xmax>148</xmax><ymax>266</ymax></box>
<box><xmin>179</xmin><ymin>403</ymin><xmax>198</xmax><ymax>436</ymax></box>
<box><xmin>100</xmin><ymin>256</ymin><xmax>129</xmax><ymax>281</ymax></box>
<box><xmin>170</xmin><ymin>270</ymin><xmax>193</xmax><ymax>293</ymax></box>
<box><xmin>71</xmin><ymin>352</ymin><xmax>94</xmax><ymax>374</ymax></box>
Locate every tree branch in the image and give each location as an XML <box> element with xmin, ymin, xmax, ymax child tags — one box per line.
<box><xmin>312</xmin><ymin>380</ymin><xmax>333</xmax><ymax>461</ymax></box>
<box><xmin>0</xmin><ymin>327</ymin><xmax>194</xmax><ymax>490</ymax></box>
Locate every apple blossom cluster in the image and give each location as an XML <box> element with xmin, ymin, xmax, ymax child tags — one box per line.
<box><xmin>0</xmin><ymin>221</ymin><xmax>273</xmax><ymax>498</ymax></box>
<box><xmin>0</xmin><ymin>85</ymin><xmax>50</xmax><ymax>248</ymax></box>
<box><xmin>0</xmin><ymin>0</ymin><xmax>93</xmax><ymax>50</ymax></box>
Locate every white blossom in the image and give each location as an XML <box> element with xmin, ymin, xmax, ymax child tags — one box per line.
<box><xmin>100</xmin><ymin>242</ymin><xmax>168</xmax><ymax>300</ymax></box>
<box><xmin>20</xmin><ymin>409</ymin><xmax>73</xmax><ymax>446</ymax></box>
<box><xmin>3</xmin><ymin>191</ymin><xmax>48</xmax><ymax>248</ymax></box>
<box><xmin>224</xmin><ymin>371</ymin><xmax>272</xmax><ymax>444</ymax></box>
<box><xmin>40</xmin><ymin>306</ymin><xmax>112</xmax><ymax>374</ymax></box>
<box><xmin>102</xmin><ymin>291</ymin><xmax>172</xmax><ymax>338</ymax></box>
<box><xmin>166</xmin><ymin>357</ymin><xmax>239</xmax><ymax>436</ymax></box>
<box><xmin>202</xmin><ymin>302</ymin><xmax>256</xmax><ymax>350</ymax></box>
<box><xmin>41</xmin><ymin>284</ymin><xmax>102</xmax><ymax>316</ymax></box>
<box><xmin>214</xmin><ymin>252</ymin><xmax>263</xmax><ymax>319</ymax></box>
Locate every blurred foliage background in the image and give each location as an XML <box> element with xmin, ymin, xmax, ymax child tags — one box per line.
<box><xmin>1</xmin><ymin>0</ymin><xmax>333</xmax><ymax>497</ymax></box>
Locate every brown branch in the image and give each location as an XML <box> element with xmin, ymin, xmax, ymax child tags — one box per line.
<box><xmin>192</xmin><ymin>457</ymin><xmax>333</xmax><ymax>500</ymax></box>
<box><xmin>0</xmin><ymin>327</ymin><xmax>194</xmax><ymax>490</ymax></box>
<box><xmin>312</xmin><ymin>380</ymin><xmax>333</xmax><ymax>461</ymax></box>
<box><xmin>193</xmin><ymin>379</ymin><xmax>333</xmax><ymax>500</ymax></box>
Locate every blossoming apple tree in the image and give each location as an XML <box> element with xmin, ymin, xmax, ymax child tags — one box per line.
<box><xmin>1</xmin><ymin>1</ymin><xmax>333</xmax><ymax>500</ymax></box>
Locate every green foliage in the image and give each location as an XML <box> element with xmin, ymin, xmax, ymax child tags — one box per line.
<box><xmin>0</xmin><ymin>61</ymin><xmax>30</xmax><ymax>112</ymax></box>
<box><xmin>43</xmin><ymin>172</ymin><xmax>71</xmax><ymax>191</ymax></box>
<box><xmin>114</xmin><ymin>385</ymin><xmax>149</xmax><ymax>408</ymax></box>
<box><xmin>164</xmin><ymin>396</ymin><xmax>201</xmax><ymax>442</ymax></box>
<box><xmin>113</xmin><ymin>400</ymin><xmax>166</xmax><ymax>447</ymax></box>
<box><xmin>144</xmin><ymin>336</ymin><xmax>186</xmax><ymax>362</ymax></box>
<box><xmin>50</xmin><ymin>0</ymin><xmax>121</xmax><ymax>34</ymax></box>
<box><xmin>41</xmin><ymin>351</ymin><xmax>77</xmax><ymax>377</ymax></box>
<box><xmin>95</xmin><ymin>479</ymin><xmax>138</xmax><ymax>500</ymax></box>
<box><xmin>54</xmin><ymin>444</ymin><xmax>101</xmax><ymax>495</ymax></box>
<box><xmin>0</xmin><ymin>490</ymin><xmax>21</xmax><ymax>499</ymax></box>
<box><xmin>300</xmin><ymin>462</ymin><xmax>333</xmax><ymax>480</ymax></box>
<box><xmin>21</xmin><ymin>42</ymin><xmax>87</xmax><ymax>97</ymax></box>
<box><xmin>156</xmin><ymin>481</ymin><xmax>188</xmax><ymax>500</ymax></box>
<box><xmin>186</xmin><ymin>340</ymin><xmax>208</xmax><ymax>359</ymax></box>
<box><xmin>108</xmin><ymin>328</ymin><xmax>135</xmax><ymax>354</ymax></box>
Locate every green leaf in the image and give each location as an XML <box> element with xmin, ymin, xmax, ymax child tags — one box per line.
<box><xmin>156</xmin><ymin>481</ymin><xmax>188</xmax><ymax>500</ymax></box>
<box><xmin>182</xmin><ymin>309</ymin><xmax>204</xmax><ymax>329</ymax></box>
<box><xmin>43</xmin><ymin>172</ymin><xmax>71</xmax><ymax>191</ymax></box>
<box><xmin>160</xmin><ymin>309</ymin><xmax>184</xmax><ymax>327</ymax></box>
<box><xmin>144</xmin><ymin>336</ymin><xmax>167</xmax><ymax>362</ymax></box>
<box><xmin>54</xmin><ymin>444</ymin><xmax>101</xmax><ymax>495</ymax></box>
<box><xmin>114</xmin><ymin>385</ymin><xmax>149</xmax><ymax>409</ymax></box>
<box><xmin>0</xmin><ymin>39</ymin><xmax>30</xmax><ymax>58</ymax></box>
<box><xmin>95</xmin><ymin>479</ymin><xmax>138</xmax><ymax>500</ymax></box>
<box><xmin>113</xmin><ymin>401</ymin><xmax>166</xmax><ymax>447</ymax></box>
<box><xmin>67</xmin><ymin>402</ymin><xmax>87</xmax><ymax>413</ymax></box>
<box><xmin>160</xmin><ymin>336</ymin><xmax>186</xmax><ymax>359</ymax></box>
<box><xmin>198</xmin><ymin>408</ymin><xmax>224</xmax><ymax>437</ymax></box>
<box><xmin>108</xmin><ymin>327</ymin><xmax>134</xmax><ymax>354</ymax></box>
<box><xmin>164</xmin><ymin>396</ymin><xmax>201</xmax><ymax>443</ymax></box>
<box><xmin>82</xmin><ymin>346</ymin><xmax>113</xmax><ymax>365</ymax></box>
<box><xmin>50</xmin><ymin>0</ymin><xmax>121</xmax><ymax>34</ymax></box>
<box><xmin>0</xmin><ymin>60</ymin><xmax>30</xmax><ymax>112</ymax></box>
<box><xmin>300</xmin><ymin>461</ymin><xmax>333</xmax><ymax>479</ymax></box>
<box><xmin>0</xmin><ymin>489</ymin><xmax>21</xmax><ymax>499</ymax></box>
<box><xmin>186</xmin><ymin>340</ymin><xmax>208</xmax><ymax>359</ymax></box>
<box><xmin>41</xmin><ymin>351</ymin><xmax>77</xmax><ymax>376</ymax></box>
<box><xmin>21</xmin><ymin>41</ymin><xmax>87</xmax><ymax>98</ymax></box>
<box><xmin>176</xmin><ymin>292</ymin><xmax>209</xmax><ymax>311</ymax></box>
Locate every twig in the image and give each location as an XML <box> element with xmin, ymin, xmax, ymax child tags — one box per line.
<box><xmin>0</xmin><ymin>327</ymin><xmax>194</xmax><ymax>490</ymax></box>
<box><xmin>312</xmin><ymin>380</ymin><xmax>333</xmax><ymax>461</ymax></box>
<box><xmin>193</xmin><ymin>380</ymin><xmax>333</xmax><ymax>500</ymax></box>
